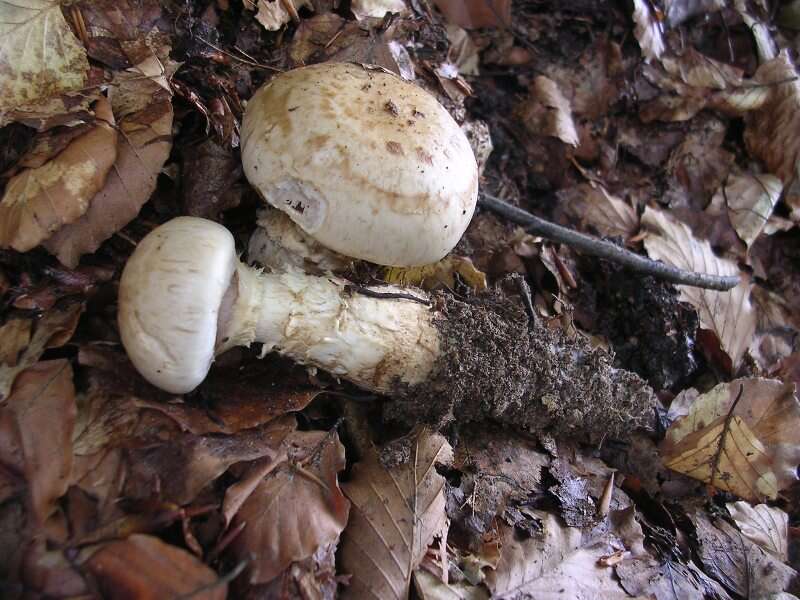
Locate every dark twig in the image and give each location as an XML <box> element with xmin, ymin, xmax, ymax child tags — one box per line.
<box><xmin>479</xmin><ymin>193</ymin><xmax>740</xmax><ymax>291</ymax></box>
<box><xmin>344</xmin><ymin>284</ymin><xmax>431</xmax><ymax>305</ymax></box>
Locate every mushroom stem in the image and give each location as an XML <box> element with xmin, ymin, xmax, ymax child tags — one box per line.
<box><xmin>220</xmin><ymin>263</ymin><xmax>440</xmax><ymax>392</ymax></box>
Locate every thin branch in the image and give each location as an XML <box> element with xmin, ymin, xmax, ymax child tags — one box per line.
<box><xmin>344</xmin><ymin>284</ymin><xmax>431</xmax><ymax>305</ymax></box>
<box><xmin>478</xmin><ymin>193</ymin><xmax>740</xmax><ymax>291</ymax></box>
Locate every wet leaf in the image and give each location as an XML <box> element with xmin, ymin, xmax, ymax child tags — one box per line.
<box><xmin>726</xmin><ymin>501</ymin><xmax>788</xmax><ymax>561</ymax></box>
<box><xmin>719</xmin><ymin>173</ymin><xmax>782</xmax><ymax>248</ymax></box>
<box><xmin>0</xmin><ymin>98</ymin><xmax>117</xmax><ymax>252</ymax></box>
<box><xmin>660</xmin><ymin>378</ymin><xmax>800</xmax><ymax>501</ymax></box>
<box><xmin>383</xmin><ymin>256</ymin><xmax>487</xmax><ymax>291</ymax></box>
<box><xmin>339</xmin><ymin>429</ymin><xmax>453</xmax><ymax>600</ymax></box>
<box><xmin>227</xmin><ymin>429</ymin><xmax>350</xmax><ymax>584</ymax></box>
<box><xmin>632</xmin><ymin>0</ymin><xmax>665</xmax><ymax>63</ymax></box>
<box><xmin>0</xmin><ymin>360</ymin><xmax>75</xmax><ymax>524</ymax></box>
<box><xmin>84</xmin><ymin>534</ymin><xmax>227</xmax><ymax>599</ymax></box>
<box><xmin>642</xmin><ymin>206</ymin><xmax>755</xmax><ymax>370</ymax></box>
<box><xmin>0</xmin><ymin>305</ymin><xmax>81</xmax><ymax>401</ymax></box>
<box><xmin>0</xmin><ymin>0</ymin><xmax>90</xmax><ymax>118</ymax></box>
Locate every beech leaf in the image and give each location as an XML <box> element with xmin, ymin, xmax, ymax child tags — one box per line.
<box><xmin>660</xmin><ymin>378</ymin><xmax>800</xmax><ymax>501</ymax></box>
<box><xmin>632</xmin><ymin>0</ymin><xmax>665</xmax><ymax>63</ymax></box>
<box><xmin>642</xmin><ymin>206</ymin><xmax>755</xmax><ymax>369</ymax></box>
<box><xmin>719</xmin><ymin>173</ymin><xmax>782</xmax><ymax>248</ymax></box>
<box><xmin>726</xmin><ymin>501</ymin><xmax>788</xmax><ymax>561</ymax></box>
<box><xmin>339</xmin><ymin>429</ymin><xmax>453</xmax><ymax>600</ymax></box>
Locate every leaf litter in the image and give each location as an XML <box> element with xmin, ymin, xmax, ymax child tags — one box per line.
<box><xmin>1</xmin><ymin>0</ymin><xmax>800</xmax><ymax>598</ymax></box>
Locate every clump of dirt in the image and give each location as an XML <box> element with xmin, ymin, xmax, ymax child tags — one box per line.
<box><xmin>574</xmin><ymin>258</ymin><xmax>699</xmax><ymax>391</ymax></box>
<box><xmin>386</xmin><ymin>279</ymin><xmax>656</xmax><ymax>443</ymax></box>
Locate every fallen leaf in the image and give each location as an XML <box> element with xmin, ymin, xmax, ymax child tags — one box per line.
<box><xmin>44</xmin><ymin>84</ymin><xmax>173</xmax><ymax>267</ymax></box>
<box><xmin>0</xmin><ymin>360</ymin><xmax>75</xmax><ymax>524</ymax></box>
<box><xmin>382</xmin><ymin>256</ymin><xmax>487</xmax><ymax>291</ymax></box>
<box><xmin>642</xmin><ymin>206</ymin><xmax>755</xmax><ymax>370</ymax></box>
<box><xmin>351</xmin><ymin>0</ymin><xmax>407</xmax><ymax>19</ymax></box>
<box><xmin>414</xmin><ymin>569</ymin><xmax>489</xmax><ymax>600</ymax></box>
<box><xmin>518</xmin><ymin>76</ymin><xmax>579</xmax><ymax>147</ymax></box>
<box><xmin>84</xmin><ymin>534</ymin><xmax>226</xmax><ymax>599</ymax></box>
<box><xmin>689</xmin><ymin>509</ymin><xmax>796</xmax><ymax>598</ymax></box>
<box><xmin>249</xmin><ymin>541</ymin><xmax>340</xmax><ymax>600</ymax></box>
<box><xmin>558</xmin><ymin>184</ymin><xmax>639</xmax><ymax>239</ymax></box>
<box><xmin>660</xmin><ymin>378</ymin><xmax>800</xmax><ymax>501</ymax></box>
<box><xmin>432</xmin><ymin>0</ymin><xmax>510</xmax><ymax>29</ymax></box>
<box><xmin>0</xmin><ymin>0</ymin><xmax>90</xmax><ymax>117</ymax></box>
<box><xmin>228</xmin><ymin>430</ymin><xmax>350</xmax><ymax>584</ymax></box>
<box><xmin>181</xmin><ymin>138</ymin><xmax>242</xmax><ymax>219</ymax></box>
<box><xmin>719</xmin><ymin>173</ymin><xmax>782</xmax><ymax>248</ymax></box>
<box><xmin>0</xmin><ymin>305</ymin><xmax>81</xmax><ymax>401</ymax></box>
<box><xmin>632</xmin><ymin>0</ymin><xmax>665</xmax><ymax>63</ymax></box>
<box><xmin>726</xmin><ymin>501</ymin><xmax>788</xmax><ymax>561</ymax></box>
<box><xmin>616</xmin><ymin>557</ymin><xmax>733</xmax><ymax>600</ymax></box>
<box><xmin>339</xmin><ymin>429</ymin><xmax>453</xmax><ymax>599</ymax></box>
<box><xmin>744</xmin><ymin>50</ymin><xmax>800</xmax><ymax>219</ymax></box>
<box><xmin>0</xmin><ymin>319</ymin><xmax>32</xmax><ymax>367</ymax></box>
<box><xmin>446</xmin><ymin>25</ymin><xmax>479</xmax><ymax>76</ymax></box>
<box><xmin>255</xmin><ymin>0</ymin><xmax>310</xmax><ymax>31</ymax></box>
<box><xmin>486</xmin><ymin>511</ymin><xmax>635</xmax><ymax>599</ymax></box>
<box><xmin>0</xmin><ymin>98</ymin><xmax>117</xmax><ymax>252</ymax></box>
<box><xmin>664</xmin><ymin>0</ymin><xmax>726</xmax><ymax>27</ymax></box>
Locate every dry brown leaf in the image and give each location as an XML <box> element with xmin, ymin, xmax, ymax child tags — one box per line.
<box><xmin>44</xmin><ymin>89</ymin><xmax>173</xmax><ymax>267</ymax></box>
<box><xmin>339</xmin><ymin>429</ymin><xmax>453</xmax><ymax>600</ymax></box>
<box><xmin>0</xmin><ymin>305</ymin><xmax>81</xmax><ymax>401</ymax></box>
<box><xmin>616</xmin><ymin>556</ymin><xmax>734</xmax><ymax>599</ymax></box>
<box><xmin>84</xmin><ymin>534</ymin><xmax>226</xmax><ymax>599</ymax></box>
<box><xmin>352</xmin><ymin>0</ymin><xmax>407</xmax><ymax>19</ymax></box>
<box><xmin>382</xmin><ymin>256</ymin><xmax>487</xmax><ymax>291</ymax></box>
<box><xmin>414</xmin><ymin>569</ymin><xmax>489</xmax><ymax>600</ymax></box>
<box><xmin>0</xmin><ymin>319</ymin><xmax>32</xmax><ymax>367</ymax></box>
<box><xmin>0</xmin><ymin>360</ymin><xmax>75</xmax><ymax>524</ymax></box>
<box><xmin>726</xmin><ymin>501</ymin><xmax>788</xmax><ymax>560</ymax></box>
<box><xmin>744</xmin><ymin>50</ymin><xmax>800</xmax><ymax>219</ymax></box>
<box><xmin>432</xmin><ymin>0</ymin><xmax>510</xmax><ymax>29</ymax></box>
<box><xmin>255</xmin><ymin>0</ymin><xmax>311</xmax><ymax>31</ymax></box>
<box><xmin>660</xmin><ymin>378</ymin><xmax>800</xmax><ymax>501</ymax></box>
<box><xmin>558</xmin><ymin>184</ymin><xmax>639</xmax><ymax>239</ymax></box>
<box><xmin>642</xmin><ymin>206</ymin><xmax>755</xmax><ymax>369</ymax></box>
<box><xmin>228</xmin><ymin>430</ymin><xmax>350</xmax><ymax>584</ymax></box>
<box><xmin>0</xmin><ymin>0</ymin><xmax>90</xmax><ymax>121</ymax></box>
<box><xmin>446</xmin><ymin>25</ymin><xmax>479</xmax><ymax>76</ymax></box>
<box><xmin>719</xmin><ymin>173</ymin><xmax>782</xmax><ymax>248</ymax></box>
<box><xmin>486</xmin><ymin>511</ymin><xmax>636</xmax><ymax>599</ymax></box>
<box><xmin>632</xmin><ymin>0</ymin><xmax>665</xmax><ymax>63</ymax></box>
<box><xmin>519</xmin><ymin>76</ymin><xmax>578</xmax><ymax>147</ymax></box>
<box><xmin>0</xmin><ymin>98</ymin><xmax>117</xmax><ymax>252</ymax></box>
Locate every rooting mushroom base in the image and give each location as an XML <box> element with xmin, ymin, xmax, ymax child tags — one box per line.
<box><xmin>387</xmin><ymin>288</ymin><xmax>656</xmax><ymax>442</ymax></box>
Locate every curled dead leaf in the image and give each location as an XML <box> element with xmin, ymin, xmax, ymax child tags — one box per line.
<box><xmin>642</xmin><ymin>206</ymin><xmax>755</xmax><ymax>370</ymax></box>
<box><xmin>382</xmin><ymin>256</ymin><xmax>487</xmax><ymax>291</ymax></box>
<box><xmin>632</xmin><ymin>0</ymin><xmax>665</xmax><ymax>63</ymax></box>
<box><xmin>660</xmin><ymin>378</ymin><xmax>800</xmax><ymax>501</ymax></box>
<box><xmin>518</xmin><ymin>76</ymin><xmax>579</xmax><ymax>147</ymax></box>
<box><xmin>0</xmin><ymin>98</ymin><xmax>117</xmax><ymax>252</ymax></box>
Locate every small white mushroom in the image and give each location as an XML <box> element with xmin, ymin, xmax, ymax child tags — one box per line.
<box><xmin>241</xmin><ymin>62</ymin><xmax>479</xmax><ymax>268</ymax></box>
<box><xmin>118</xmin><ymin>217</ymin><xmax>439</xmax><ymax>394</ymax></box>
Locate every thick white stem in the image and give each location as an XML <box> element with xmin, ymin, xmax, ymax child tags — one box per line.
<box><xmin>221</xmin><ymin>263</ymin><xmax>441</xmax><ymax>392</ymax></box>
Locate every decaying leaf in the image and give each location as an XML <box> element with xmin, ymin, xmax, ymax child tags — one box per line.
<box><xmin>383</xmin><ymin>256</ymin><xmax>487</xmax><ymax>291</ymax></box>
<box><xmin>414</xmin><ymin>569</ymin><xmax>489</xmax><ymax>600</ymax></box>
<box><xmin>726</xmin><ymin>501</ymin><xmax>788</xmax><ymax>561</ymax></box>
<box><xmin>255</xmin><ymin>0</ymin><xmax>311</xmax><ymax>31</ymax></box>
<box><xmin>84</xmin><ymin>534</ymin><xmax>226</xmax><ymax>599</ymax></box>
<box><xmin>351</xmin><ymin>0</ymin><xmax>407</xmax><ymax>20</ymax></box>
<box><xmin>558</xmin><ymin>184</ymin><xmax>639</xmax><ymax>239</ymax></box>
<box><xmin>632</xmin><ymin>0</ymin><xmax>665</xmax><ymax>63</ymax></box>
<box><xmin>0</xmin><ymin>319</ymin><xmax>32</xmax><ymax>367</ymax></box>
<box><xmin>616</xmin><ymin>557</ymin><xmax>733</xmax><ymax>599</ymax></box>
<box><xmin>744</xmin><ymin>50</ymin><xmax>800</xmax><ymax>219</ymax></box>
<box><xmin>518</xmin><ymin>76</ymin><xmax>578</xmax><ymax>147</ymax></box>
<box><xmin>44</xmin><ymin>79</ymin><xmax>174</xmax><ymax>267</ymax></box>
<box><xmin>0</xmin><ymin>304</ymin><xmax>81</xmax><ymax>401</ymax></box>
<box><xmin>0</xmin><ymin>0</ymin><xmax>90</xmax><ymax>120</ymax></box>
<box><xmin>0</xmin><ymin>98</ymin><xmax>117</xmax><ymax>252</ymax></box>
<box><xmin>227</xmin><ymin>430</ymin><xmax>350</xmax><ymax>584</ymax></box>
<box><xmin>432</xmin><ymin>0</ymin><xmax>510</xmax><ymax>29</ymax></box>
<box><xmin>339</xmin><ymin>429</ymin><xmax>453</xmax><ymax>600</ymax></box>
<box><xmin>0</xmin><ymin>360</ymin><xmax>75</xmax><ymax>524</ymax></box>
<box><xmin>446</xmin><ymin>25</ymin><xmax>479</xmax><ymax>77</ymax></box>
<box><xmin>486</xmin><ymin>511</ymin><xmax>638</xmax><ymax>599</ymax></box>
<box><xmin>642</xmin><ymin>206</ymin><xmax>755</xmax><ymax>369</ymax></box>
<box><xmin>660</xmin><ymin>378</ymin><xmax>800</xmax><ymax>501</ymax></box>
<box><xmin>718</xmin><ymin>173</ymin><xmax>782</xmax><ymax>248</ymax></box>
<box><xmin>689</xmin><ymin>509</ymin><xmax>797</xmax><ymax>598</ymax></box>
<box><xmin>664</xmin><ymin>0</ymin><xmax>726</xmax><ymax>27</ymax></box>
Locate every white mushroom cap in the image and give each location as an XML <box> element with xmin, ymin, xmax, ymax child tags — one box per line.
<box><xmin>241</xmin><ymin>62</ymin><xmax>479</xmax><ymax>267</ymax></box>
<box><xmin>117</xmin><ymin>217</ymin><xmax>237</xmax><ymax>394</ymax></box>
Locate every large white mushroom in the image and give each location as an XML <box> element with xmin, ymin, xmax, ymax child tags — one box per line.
<box><xmin>118</xmin><ymin>217</ymin><xmax>655</xmax><ymax>442</ymax></box>
<box><xmin>240</xmin><ymin>62</ymin><xmax>479</xmax><ymax>268</ymax></box>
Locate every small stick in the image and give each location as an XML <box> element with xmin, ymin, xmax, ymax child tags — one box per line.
<box><xmin>479</xmin><ymin>193</ymin><xmax>740</xmax><ymax>291</ymax></box>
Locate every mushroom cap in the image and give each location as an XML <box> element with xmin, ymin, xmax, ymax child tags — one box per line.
<box><xmin>118</xmin><ymin>217</ymin><xmax>237</xmax><ymax>394</ymax></box>
<box><xmin>241</xmin><ymin>62</ymin><xmax>479</xmax><ymax>267</ymax></box>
